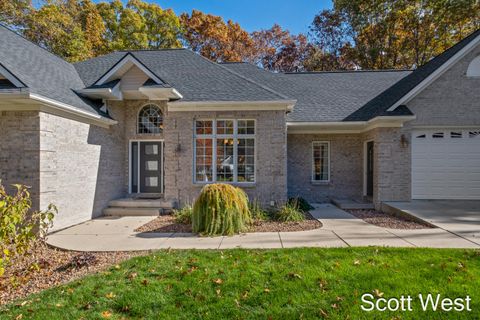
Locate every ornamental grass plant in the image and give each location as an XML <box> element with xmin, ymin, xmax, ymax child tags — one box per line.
<box><xmin>192</xmin><ymin>183</ymin><xmax>252</xmax><ymax>236</ymax></box>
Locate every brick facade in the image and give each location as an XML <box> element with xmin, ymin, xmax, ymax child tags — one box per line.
<box><xmin>164</xmin><ymin>110</ymin><xmax>288</xmax><ymax>207</ymax></box>
<box><xmin>287</xmin><ymin>134</ymin><xmax>363</xmax><ymax>203</ymax></box>
<box><xmin>0</xmin><ymin>111</ymin><xmax>41</xmax><ymax>209</ymax></box>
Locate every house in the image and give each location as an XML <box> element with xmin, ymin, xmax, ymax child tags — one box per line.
<box><xmin>1</xmin><ymin>24</ymin><xmax>479</xmax><ymax>230</ymax></box>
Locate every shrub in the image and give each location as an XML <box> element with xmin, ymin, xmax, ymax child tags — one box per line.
<box><xmin>249</xmin><ymin>198</ymin><xmax>270</xmax><ymax>221</ymax></box>
<box><xmin>0</xmin><ymin>183</ymin><xmax>56</xmax><ymax>276</ymax></box>
<box><xmin>192</xmin><ymin>184</ymin><xmax>252</xmax><ymax>236</ymax></box>
<box><xmin>173</xmin><ymin>204</ymin><xmax>193</xmax><ymax>225</ymax></box>
<box><xmin>275</xmin><ymin>200</ymin><xmax>305</xmax><ymax>222</ymax></box>
<box><xmin>288</xmin><ymin>197</ymin><xmax>314</xmax><ymax>212</ymax></box>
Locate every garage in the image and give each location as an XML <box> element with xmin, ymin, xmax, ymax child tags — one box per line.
<box><xmin>412</xmin><ymin>129</ymin><xmax>480</xmax><ymax>199</ymax></box>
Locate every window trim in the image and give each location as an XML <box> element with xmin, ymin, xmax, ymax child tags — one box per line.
<box><xmin>193</xmin><ymin>119</ymin><xmax>256</xmax><ymax>184</ymax></box>
<box><xmin>311</xmin><ymin>141</ymin><xmax>330</xmax><ymax>183</ymax></box>
<box><xmin>137</xmin><ymin>103</ymin><xmax>163</xmax><ymax>135</ymax></box>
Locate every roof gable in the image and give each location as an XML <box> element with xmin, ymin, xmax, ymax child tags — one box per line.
<box><xmin>345</xmin><ymin>29</ymin><xmax>480</xmax><ymax>121</ymax></box>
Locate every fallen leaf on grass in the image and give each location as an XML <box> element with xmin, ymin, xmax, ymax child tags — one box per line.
<box><xmin>15</xmin><ymin>314</ymin><xmax>23</xmax><ymax>320</ymax></box>
<box><xmin>264</xmin><ymin>288</ymin><xmax>270</xmax><ymax>293</ymax></box>
<box><xmin>141</xmin><ymin>279</ymin><xmax>149</xmax><ymax>286</ymax></box>
<box><xmin>286</xmin><ymin>272</ymin><xmax>302</xmax><ymax>280</ymax></box>
<box><xmin>128</xmin><ymin>272</ymin><xmax>138</xmax><ymax>280</ymax></box>
<box><xmin>373</xmin><ymin>289</ymin><xmax>384</xmax><ymax>298</ymax></box>
<box><xmin>213</xmin><ymin>278</ymin><xmax>223</xmax><ymax>284</ymax></box>
<box><xmin>319</xmin><ymin>309</ymin><xmax>328</xmax><ymax>318</ymax></box>
<box><xmin>105</xmin><ymin>292</ymin><xmax>116</xmax><ymax>299</ymax></box>
<box><xmin>101</xmin><ymin>310</ymin><xmax>112</xmax><ymax>318</ymax></box>
<box><xmin>353</xmin><ymin>260</ymin><xmax>361</xmax><ymax>266</ymax></box>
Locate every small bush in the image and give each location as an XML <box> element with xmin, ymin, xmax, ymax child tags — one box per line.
<box><xmin>0</xmin><ymin>182</ymin><xmax>56</xmax><ymax>276</ymax></box>
<box><xmin>249</xmin><ymin>199</ymin><xmax>270</xmax><ymax>221</ymax></box>
<box><xmin>173</xmin><ymin>204</ymin><xmax>193</xmax><ymax>225</ymax></box>
<box><xmin>288</xmin><ymin>197</ymin><xmax>314</xmax><ymax>212</ymax></box>
<box><xmin>275</xmin><ymin>201</ymin><xmax>305</xmax><ymax>222</ymax></box>
<box><xmin>193</xmin><ymin>184</ymin><xmax>252</xmax><ymax>236</ymax></box>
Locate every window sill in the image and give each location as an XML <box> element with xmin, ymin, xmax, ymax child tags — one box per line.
<box><xmin>194</xmin><ymin>182</ymin><xmax>256</xmax><ymax>188</ymax></box>
<box><xmin>311</xmin><ymin>180</ymin><xmax>331</xmax><ymax>186</ymax></box>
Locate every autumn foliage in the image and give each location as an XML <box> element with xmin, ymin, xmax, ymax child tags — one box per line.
<box><xmin>1</xmin><ymin>0</ymin><xmax>478</xmax><ymax>70</ymax></box>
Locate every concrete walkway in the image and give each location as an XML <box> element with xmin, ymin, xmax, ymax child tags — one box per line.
<box><xmin>385</xmin><ymin>200</ymin><xmax>480</xmax><ymax>246</ymax></box>
<box><xmin>46</xmin><ymin>204</ymin><xmax>480</xmax><ymax>251</ymax></box>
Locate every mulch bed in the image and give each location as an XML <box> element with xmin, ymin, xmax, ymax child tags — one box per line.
<box><xmin>0</xmin><ymin>244</ymin><xmax>145</xmax><ymax>306</ymax></box>
<box><xmin>134</xmin><ymin>213</ymin><xmax>322</xmax><ymax>233</ymax></box>
<box><xmin>346</xmin><ymin>209</ymin><xmax>434</xmax><ymax>229</ymax></box>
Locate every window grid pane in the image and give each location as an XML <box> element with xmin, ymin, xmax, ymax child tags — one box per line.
<box><xmin>313</xmin><ymin>142</ymin><xmax>329</xmax><ymax>181</ymax></box>
<box><xmin>195</xmin><ymin>138</ymin><xmax>213</xmax><ymax>182</ymax></box>
<box><xmin>237</xmin><ymin>138</ymin><xmax>255</xmax><ymax>182</ymax></box>
<box><xmin>138</xmin><ymin>105</ymin><xmax>163</xmax><ymax>134</ymax></box>
<box><xmin>195</xmin><ymin>120</ymin><xmax>213</xmax><ymax>135</ymax></box>
<box><xmin>216</xmin><ymin>138</ymin><xmax>234</xmax><ymax>181</ymax></box>
<box><xmin>194</xmin><ymin>120</ymin><xmax>255</xmax><ymax>183</ymax></box>
<box><xmin>216</xmin><ymin>120</ymin><xmax>234</xmax><ymax>135</ymax></box>
<box><xmin>238</xmin><ymin>120</ymin><xmax>255</xmax><ymax>135</ymax></box>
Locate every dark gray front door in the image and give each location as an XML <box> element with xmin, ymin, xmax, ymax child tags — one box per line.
<box><xmin>366</xmin><ymin>141</ymin><xmax>374</xmax><ymax>197</ymax></box>
<box><xmin>131</xmin><ymin>141</ymin><xmax>163</xmax><ymax>193</ymax></box>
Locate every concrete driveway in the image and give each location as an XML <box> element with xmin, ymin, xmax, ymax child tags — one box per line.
<box><xmin>384</xmin><ymin>200</ymin><xmax>480</xmax><ymax>245</ymax></box>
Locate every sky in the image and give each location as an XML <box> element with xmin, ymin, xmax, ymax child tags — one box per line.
<box><xmin>104</xmin><ymin>0</ymin><xmax>333</xmax><ymax>35</ymax></box>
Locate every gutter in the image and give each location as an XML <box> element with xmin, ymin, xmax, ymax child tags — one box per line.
<box><xmin>168</xmin><ymin>99</ymin><xmax>297</xmax><ymax>112</ymax></box>
<box><xmin>287</xmin><ymin>115</ymin><xmax>416</xmax><ymax>133</ymax></box>
<box><xmin>0</xmin><ymin>91</ymin><xmax>117</xmax><ymax>127</ymax></box>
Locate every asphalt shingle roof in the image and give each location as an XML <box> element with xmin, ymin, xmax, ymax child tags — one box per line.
<box><xmin>74</xmin><ymin>50</ymin><xmax>289</xmax><ymax>102</ymax></box>
<box><xmin>0</xmin><ymin>25</ymin><xmax>106</xmax><ymax>117</ymax></box>
<box><xmin>220</xmin><ymin>63</ymin><xmax>412</xmax><ymax>122</ymax></box>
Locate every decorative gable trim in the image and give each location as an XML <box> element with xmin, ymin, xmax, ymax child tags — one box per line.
<box><xmin>387</xmin><ymin>32</ymin><xmax>480</xmax><ymax>112</ymax></box>
<box><xmin>94</xmin><ymin>53</ymin><xmax>164</xmax><ymax>86</ymax></box>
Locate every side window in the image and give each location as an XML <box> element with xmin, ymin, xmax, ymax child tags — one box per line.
<box><xmin>312</xmin><ymin>142</ymin><xmax>330</xmax><ymax>182</ymax></box>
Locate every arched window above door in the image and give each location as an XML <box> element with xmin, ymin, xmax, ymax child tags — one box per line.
<box><xmin>138</xmin><ymin>104</ymin><xmax>163</xmax><ymax>134</ymax></box>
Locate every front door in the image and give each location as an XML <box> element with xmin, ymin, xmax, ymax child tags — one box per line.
<box><xmin>131</xmin><ymin>141</ymin><xmax>163</xmax><ymax>193</ymax></box>
<box><xmin>366</xmin><ymin>141</ymin><xmax>374</xmax><ymax>197</ymax></box>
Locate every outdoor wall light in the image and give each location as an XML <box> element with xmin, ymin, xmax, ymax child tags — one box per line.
<box><xmin>400</xmin><ymin>134</ymin><xmax>409</xmax><ymax>148</ymax></box>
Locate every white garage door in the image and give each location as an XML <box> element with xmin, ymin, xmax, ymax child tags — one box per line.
<box><xmin>412</xmin><ymin>129</ymin><xmax>480</xmax><ymax>199</ymax></box>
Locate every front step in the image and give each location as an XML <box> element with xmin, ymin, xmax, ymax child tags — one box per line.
<box><xmin>104</xmin><ymin>207</ymin><xmax>161</xmax><ymax>216</ymax></box>
<box><xmin>109</xmin><ymin>198</ymin><xmax>175</xmax><ymax>208</ymax></box>
<box><xmin>331</xmin><ymin>198</ymin><xmax>375</xmax><ymax>210</ymax></box>
<box><xmin>103</xmin><ymin>197</ymin><xmax>175</xmax><ymax>217</ymax></box>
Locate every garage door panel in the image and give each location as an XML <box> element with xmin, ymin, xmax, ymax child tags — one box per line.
<box><xmin>412</xmin><ymin>129</ymin><xmax>480</xmax><ymax>199</ymax></box>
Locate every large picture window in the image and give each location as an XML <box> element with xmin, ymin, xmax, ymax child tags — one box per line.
<box><xmin>312</xmin><ymin>141</ymin><xmax>330</xmax><ymax>182</ymax></box>
<box><xmin>194</xmin><ymin>119</ymin><xmax>255</xmax><ymax>183</ymax></box>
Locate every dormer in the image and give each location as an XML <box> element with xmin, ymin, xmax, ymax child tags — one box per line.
<box><xmin>77</xmin><ymin>53</ymin><xmax>182</xmax><ymax>101</ymax></box>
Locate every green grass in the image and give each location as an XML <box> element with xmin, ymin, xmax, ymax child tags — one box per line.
<box><xmin>1</xmin><ymin>248</ymin><xmax>479</xmax><ymax>319</ymax></box>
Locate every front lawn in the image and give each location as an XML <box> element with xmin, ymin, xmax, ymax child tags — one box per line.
<box><xmin>1</xmin><ymin>248</ymin><xmax>479</xmax><ymax>319</ymax></box>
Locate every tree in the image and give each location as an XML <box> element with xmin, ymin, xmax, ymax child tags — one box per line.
<box><xmin>306</xmin><ymin>10</ymin><xmax>355</xmax><ymax>70</ymax></box>
<box><xmin>23</xmin><ymin>0</ymin><xmax>99</xmax><ymax>62</ymax></box>
<box><xmin>0</xmin><ymin>0</ymin><xmax>32</xmax><ymax>26</ymax></box>
<box><xmin>309</xmin><ymin>0</ymin><xmax>480</xmax><ymax>70</ymax></box>
<box><xmin>251</xmin><ymin>24</ymin><xmax>310</xmax><ymax>72</ymax></box>
<box><xmin>97</xmin><ymin>0</ymin><xmax>182</xmax><ymax>52</ymax></box>
<box><xmin>180</xmin><ymin>10</ymin><xmax>254</xmax><ymax>62</ymax></box>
